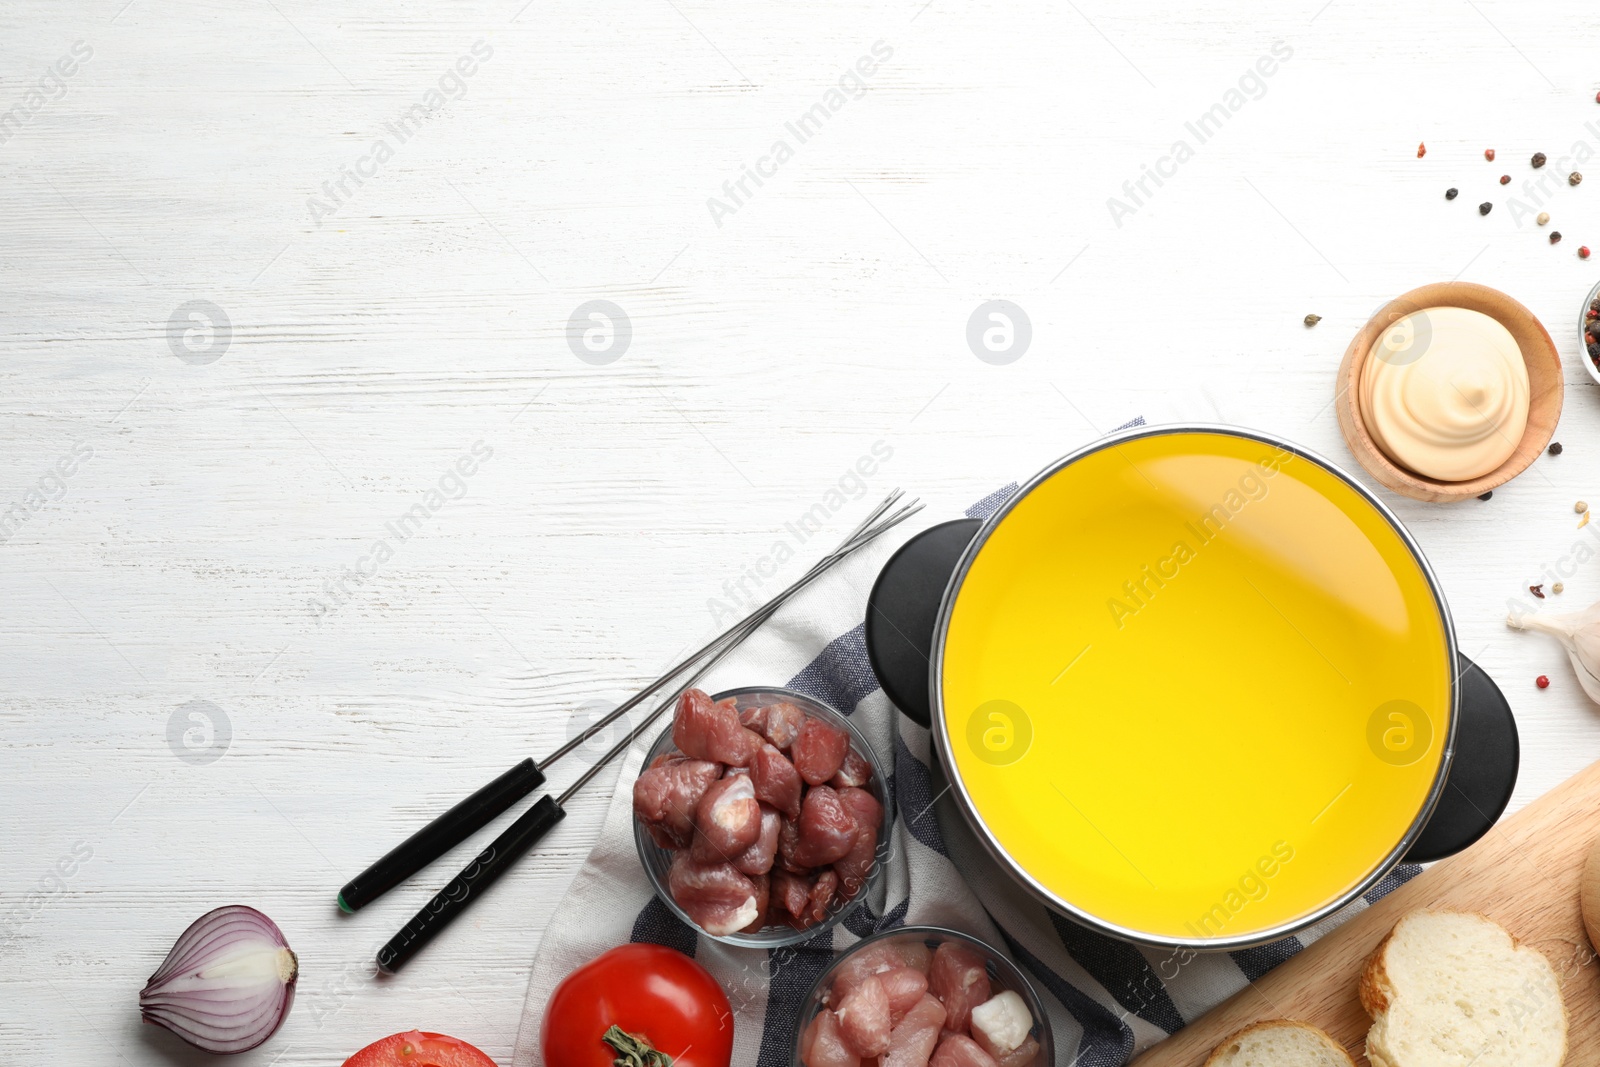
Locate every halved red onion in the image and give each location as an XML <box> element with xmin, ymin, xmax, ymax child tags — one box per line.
<box><xmin>139</xmin><ymin>905</ymin><xmax>298</xmax><ymax>1055</ymax></box>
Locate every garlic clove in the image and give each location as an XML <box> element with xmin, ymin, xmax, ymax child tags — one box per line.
<box><xmin>1507</xmin><ymin>603</ymin><xmax>1600</xmax><ymax>704</ymax></box>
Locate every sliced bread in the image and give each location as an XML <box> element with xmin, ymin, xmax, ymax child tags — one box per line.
<box><xmin>1202</xmin><ymin>1020</ymin><xmax>1355</xmax><ymax>1067</ymax></box>
<box><xmin>1360</xmin><ymin>909</ymin><xmax>1566</xmax><ymax>1067</ymax></box>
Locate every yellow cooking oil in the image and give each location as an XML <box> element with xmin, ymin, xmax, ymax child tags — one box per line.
<box><xmin>941</xmin><ymin>431</ymin><xmax>1449</xmax><ymax>940</ymax></box>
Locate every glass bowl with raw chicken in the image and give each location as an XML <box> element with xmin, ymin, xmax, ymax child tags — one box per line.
<box><xmin>793</xmin><ymin>927</ymin><xmax>1052</xmax><ymax>1067</ymax></box>
<box><xmin>633</xmin><ymin>686</ymin><xmax>891</xmax><ymax>948</ymax></box>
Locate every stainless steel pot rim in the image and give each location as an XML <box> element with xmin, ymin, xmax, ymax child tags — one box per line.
<box><xmin>927</xmin><ymin>423</ymin><xmax>1461</xmax><ymax>951</ymax></box>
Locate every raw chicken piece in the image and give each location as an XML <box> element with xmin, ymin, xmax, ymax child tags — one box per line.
<box><xmin>836</xmin><ymin>974</ymin><xmax>892</xmax><ymax>1057</ymax></box>
<box><xmin>930</xmin><ymin>1035</ymin><xmax>999</xmax><ymax>1067</ymax></box>
<box><xmin>648</xmin><ymin>749</ymin><xmax>686</xmax><ymax>769</ymax></box>
<box><xmin>878</xmin><ymin>967</ymin><xmax>930</xmax><ymax>1025</ymax></box>
<box><xmin>751</xmin><ymin>742</ymin><xmax>803</xmax><ymax>819</ymax></box>
<box><xmin>803</xmin><ymin>868</ymin><xmax>839</xmax><ymax>925</ymax></box>
<box><xmin>883</xmin><ymin>994</ymin><xmax>947</xmax><ymax>1067</ymax></box>
<box><xmin>761</xmin><ymin>702</ymin><xmax>807</xmax><ymax>749</ymax></box>
<box><xmin>793</xmin><ymin>716</ymin><xmax>852</xmax><ymax>784</ymax></box>
<box><xmin>831</xmin><ymin>747</ymin><xmax>875</xmax><ymax>788</ymax></box>
<box><xmin>673</xmin><ymin>687</ymin><xmax>763</xmax><ymax>766</ymax></box>
<box><xmin>969</xmin><ymin>991</ymin><xmax>1032</xmax><ymax>1060</ymax></box>
<box><xmin>801</xmin><ymin>1010</ymin><xmax>862</xmax><ymax>1067</ymax></box>
<box><xmin>928</xmin><ymin>943</ymin><xmax>991</xmax><ymax>1035</ymax></box>
<box><xmin>896</xmin><ymin>942</ymin><xmax>933</xmax><ymax>974</ymax></box>
<box><xmin>633</xmin><ymin>757</ymin><xmax>721</xmax><ymax>849</ymax></box>
<box><xmin>739</xmin><ymin>872</ymin><xmax>770</xmax><ymax>933</ymax></box>
<box><xmin>777</xmin><ymin>816</ymin><xmax>807</xmax><ymax>873</ymax></box>
<box><xmin>667</xmin><ymin>853</ymin><xmax>759</xmax><ymax>936</ymax></box>
<box><xmin>830</xmin><ymin>941</ymin><xmax>907</xmax><ymax>1002</ymax></box>
<box><xmin>772</xmin><ymin>867</ymin><xmax>812</xmax><ymax>919</ymax></box>
<box><xmin>733</xmin><ymin>805</ymin><xmax>781</xmax><ymax>876</ymax></box>
<box><xmin>991</xmin><ymin>1036</ymin><xmax>1038</xmax><ymax>1067</ymax></box>
<box><xmin>794</xmin><ymin>785</ymin><xmax>859</xmax><ymax>867</ymax></box>
<box><xmin>740</xmin><ymin>704</ymin><xmax>768</xmax><ymax>733</ymax></box>
<box><xmin>689</xmin><ymin>773</ymin><xmax>762</xmax><ymax>861</ymax></box>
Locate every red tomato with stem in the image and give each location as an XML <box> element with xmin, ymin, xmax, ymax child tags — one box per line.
<box><xmin>342</xmin><ymin>1030</ymin><xmax>498</xmax><ymax>1067</ymax></box>
<box><xmin>541</xmin><ymin>944</ymin><xmax>734</xmax><ymax>1067</ymax></box>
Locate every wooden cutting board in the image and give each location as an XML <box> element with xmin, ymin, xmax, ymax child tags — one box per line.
<box><xmin>1130</xmin><ymin>759</ymin><xmax>1600</xmax><ymax>1066</ymax></box>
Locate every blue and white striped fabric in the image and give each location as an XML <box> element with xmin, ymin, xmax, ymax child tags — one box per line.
<box><xmin>512</xmin><ymin>456</ymin><xmax>1421</xmax><ymax>1067</ymax></box>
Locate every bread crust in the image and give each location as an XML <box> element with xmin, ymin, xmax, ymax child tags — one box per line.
<box><xmin>1359</xmin><ymin>909</ymin><xmax>1569</xmax><ymax>1067</ymax></box>
<box><xmin>1202</xmin><ymin>1019</ymin><xmax>1356</xmax><ymax>1067</ymax></box>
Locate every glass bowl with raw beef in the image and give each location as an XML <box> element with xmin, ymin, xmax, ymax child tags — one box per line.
<box><xmin>633</xmin><ymin>686</ymin><xmax>890</xmax><ymax>947</ymax></box>
<box><xmin>794</xmin><ymin>927</ymin><xmax>1052</xmax><ymax>1067</ymax></box>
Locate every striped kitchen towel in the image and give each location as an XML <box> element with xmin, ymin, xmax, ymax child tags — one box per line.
<box><xmin>510</xmin><ymin>426</ymin><xmax>1420</xmax><ymax>1067</ymax></box>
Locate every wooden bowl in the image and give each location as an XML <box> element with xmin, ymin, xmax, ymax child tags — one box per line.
<box><xmin>1335</xmin><ymin>281</ymin><xmax>1563</xmax><ymax>503</ymax></box>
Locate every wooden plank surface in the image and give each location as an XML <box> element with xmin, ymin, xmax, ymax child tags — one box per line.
<box><xmin>8</xmin><ymin>0</ymin><xmax>1600</xmax><ymax>1064</ymax></box>
<box><xmin>1132</xmin><ymin>759</ymin><xmax>1600</xmax><ymax>1066</ymax></box>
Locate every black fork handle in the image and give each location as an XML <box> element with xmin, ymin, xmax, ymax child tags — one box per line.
<box><xmin>375</xmin><ymin>794</ymin><xmax>567</xmax><ymax>973</ymax></box>
<box><xmin>338</xmin><ymin>757</ymin><xmax>546</xmax><ymax>913</ymax></box>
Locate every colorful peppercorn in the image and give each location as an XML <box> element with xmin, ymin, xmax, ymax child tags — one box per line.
<box><xmin>1485</xmin><ymin>148</ymin><xmax>1496</xmax><ymax>161</ymax></box>
<box><xmin>1533</xmin><ymin>152</ymin><xmax>1548</xmax><ymax>168</ymax></box>
<box><xmin>1537</xmin><ymin>675</ymin><xmax>1550</xmax><ymax>689</ymax></box>
<box><xmin>1479</xmin><ymin>202</ymin><xmax>1494</xmax><ymax>215</ymax></box>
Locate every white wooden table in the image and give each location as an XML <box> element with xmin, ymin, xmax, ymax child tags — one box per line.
<box><xmin>5</xmin><ymin>0</ymin><xmax>1600</xmax><ymax>1062</ymax></box>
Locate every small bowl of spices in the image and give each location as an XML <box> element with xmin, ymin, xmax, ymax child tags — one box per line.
<box><xmin>1336</xmin><ymin>281</ymin><xmax>1563</xmax><ymax>502</ymax></box>
<box><xmin>1580</xmin><ymin>278</ymin><xmax>1600</xmax><ymax>386</ymax></box>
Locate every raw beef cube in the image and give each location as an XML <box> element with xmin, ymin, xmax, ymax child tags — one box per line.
<box><xmin>673</xmin><ymin>687</ymin><xmax>762</xmax><ymax>766</ymax></box>
<box><xmin>836</xmin><ymin>973</ymin><xmax>892</xmax><ymax>1057</ymax></box>
<box><xmin>883</xmin><ymin>994</ymin><xmax>948</xmax><ymax>1067</ymax></box>
<box><xmin>732</xmin><ymin>805</ymin><xmax>781</xmax><ymax>876</ymax></box>
<box><xmin>738</xmin><ymin>872</ymin><xmax>770</xmax><ymax>933</ymax></box>
<box><xmin>803</xmin><ymin>868</ymin><xmax>839</xmax><ymax>926</ymax></box>
<box><xmin>633</xmin><ymin>757</ymin><xmax>721</xmax><ymax>849</ymax></box>
<box><xmin>928</xmin><ymin>943</ymin><xmax>991</xmax><ymax>1034</ymax></box>
<box><xmin>666</xmin><ymin>853</ymin><xmax>759</xmax><ymax>936</ymax></box>
<box><xmin>777</xmin><ymin>816</ymin><xmax>807</xmax><ymax>873</ymax></box>
<box><xmin>793</xmin><ymin>716</ymin><xmax>852</xmax><ymax>784</ymax></box>
<box><xmin>831</xmin><ymin>747</ymin><xmax>875</xmax><ymax>788</ymax></box>
<box><xmin>772</xmin><ymin>867</ymin><xmax>812</xmax><ymax>919</ymax></box>
<box><xmin>835</xmin><ymin>786</ymin><xmax>883</xmax><ymax>898</ymax></box>
<box><xmin>761</xmin><ymin>701</ymin><xmax>807</xmax><ymax>749</ymax></box>
<box><xmin>689</xmin><ymin>772</ymin><xmax>762</xmax><ymax>861</ymax></box>
<box><xmin>751</xmin><ymin>742</ymin><xmax>803</xmax><ymax>819</ymax></box>
<box><xmin>801</xmin><ymin>1009</ymin><xmax>861</xmax><ymax>1067</ymax></box>
<box><xmin>794</xmin><ymin>785</ymin><xmax>859</xmax><ymax>867</ymax></box>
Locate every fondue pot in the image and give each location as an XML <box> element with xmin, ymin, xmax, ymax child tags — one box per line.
<box><xmin>864</xmin><ymin>426</ymin><xmax>1518</xmax><ymax>950</ymax></box>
